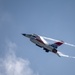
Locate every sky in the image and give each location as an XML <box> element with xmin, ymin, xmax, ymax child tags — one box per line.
<box><xmin>0</xmin><ymin>0</ymin><xmax>75</xmax><ymax>75</ymax></box>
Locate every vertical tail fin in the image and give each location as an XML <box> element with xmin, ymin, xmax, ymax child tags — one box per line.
<box><xmin>55</xmin><ymin>41</ymin><xmax>64</xmax><ymax>46</ymax></box>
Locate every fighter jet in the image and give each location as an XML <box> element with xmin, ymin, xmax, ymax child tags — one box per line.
<box><xmin>22</xmin><ymin>33</ymin><xmax>64</xmax><ymax>57</ymax></box>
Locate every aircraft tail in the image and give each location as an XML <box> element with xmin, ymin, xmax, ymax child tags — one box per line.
<box><xmin>55</xmin><ymin>41</ymin><xmax>64</xmax><ymax>46</ymax></box>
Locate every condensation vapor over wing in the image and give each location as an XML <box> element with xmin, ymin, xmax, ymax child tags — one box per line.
<box><xmin>42</xmin><ymin>36</ymin><xmax>75</xmax><ymax>47</ymax></box>
<box><xmin>57</xmin><ymin>51</ymin><xmax>75</xmax><ymax>59</ymax></box>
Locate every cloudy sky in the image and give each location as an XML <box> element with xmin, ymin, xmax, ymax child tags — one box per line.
<box><xmin>0</xmin><ymin>0</ymin><xmax>75</xmax><ymax>75</ymax></box>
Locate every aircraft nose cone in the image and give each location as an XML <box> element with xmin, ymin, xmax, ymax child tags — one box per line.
<box><xmin>22</xmin><ymin>34</ymin><xmax>26</xmax><ymax>36</ymax></box>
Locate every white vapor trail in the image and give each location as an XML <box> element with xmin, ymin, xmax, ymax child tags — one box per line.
<box><xmin>57</xmin><ymin>51</ymin><xmax>75</xmax><ymax>58</ymax></box>
<box><xmin>41</xmin><ymin>36</ymin><xmax>75</xmax><ymax>58</ymax></box>
<box><xmin>0</xmin><ymin>41</ymin><xmax>39</xmax><ymax>75</ymax></box>
<box><xmin>42</xmin><ymin>36</ymin><xmax>75</xmax><ymax>47</ymax></box>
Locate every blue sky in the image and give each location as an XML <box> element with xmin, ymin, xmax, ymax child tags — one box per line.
<box><xmin>0</xmin><ymin>0</ymin><xmax>75</xmax><ymax>75</ymax></box>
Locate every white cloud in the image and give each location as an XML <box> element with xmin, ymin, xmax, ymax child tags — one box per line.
<box><xmin>0</xmin><ymin>41</ymin><xmax>39</xmax><ymax>75</ymax></box>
